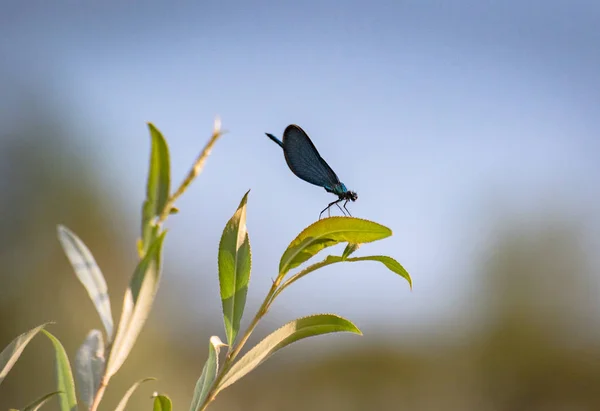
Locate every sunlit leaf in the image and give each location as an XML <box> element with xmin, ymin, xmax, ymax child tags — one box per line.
<box><xmin>74</xmin><ymin>330</ymin><xmax>105</xmax><ymax>408</ymax></box>
<box><xmin>22</xmin><ymin>391</ymin><xmax>62</xmax><ymax>411</ymax></box>
<box><xmin>218</xmin><ymin>191</ymin><xmax>251</xmax><ymax>345</ymax></box>
<box><xmin>141</xmin><ymin>123</ymin><xmax>171</xmax><ymax>255</ymax></box>
<box><xmin>57</xmin><ymin>225</ymin><xmax>114</xmax><ymax>341</ymax></box>
<box><xmin>216</xmin><ymin>314</ymin><xmax>361</xmax><ymax>393</ymax></box>
<box><xmin>348</xmin><ymin>255</ymin><xmax>411</xmax><ymax>288</ymax></box>
<box><xmin>114</xmin><ymin>377</ymin><xmax>156</xmax><ymax>411</ymax></box>
<box><xmin>189</xmin><ymin>336</ymin><xmax>227</xmax><ymax>411</ymax></box>
<box><xmin>42</xmin><ymin>330</ymin><xmax>77</xmax><ymax>411</ymax></box>
<box><xmin>279</xmin><ymin>217</ymin><xmax>391</xmax><ymax>276</ymax></box>
<box><xmin>0</xmin><ymin>323</ymin><xmax>49</xmax><ymax>386</ymax></box>
<box><xmin>106</xmin><ymin>233</ymin><xmax>167</xmax><ymax>378</ymax></box>
<box><xmin>326</xmin><ymin>255</ymin><xmax>412</xmax><ymax>289</ymax></box>
<box><xmin>152</xmin><ymin>393</ymin><xmax>172</xmax><ymax>411</ymax></box>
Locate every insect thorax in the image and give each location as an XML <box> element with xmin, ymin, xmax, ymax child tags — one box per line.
<box><xmin>324</xmin><ymin>183</ymin><xmax>348</xmax><ymax>196</ymax></box>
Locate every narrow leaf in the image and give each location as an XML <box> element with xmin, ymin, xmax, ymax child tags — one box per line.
<box><xmin>114</xmin><ymin>377</ymin><xmax>156</xmax><ymax>411</ymax></box>
<box><xmin>57</xmin><ymin>225</ymin><xmax>114</xmax><ymax>341</ymax></box>
<box><xmin>22</xmin><ymin>391</ymin><xmax>62</xmax><ymax>411</ymax></box>
<box><xmin>279</xmin><ymin>217</ymin><xmax>391</xmax><ymax>276</ymax></box>
<box><xmin>141</xmin><ymin>123</ymin><xmax>171</xmax><ymax>254</ymax></box>
<box><xmin>42</xmin><ymin>330</ymin><xmax>77</xmax><ymax>411</ymax></box>
<box><xmin>218</xmin><ymin>191</ymin><xmax>251</xmax><ymax>345</ymax></box>
<box><xmin>327</xmin><ymin>255</ymin><xmax>412</xmax><ymax>289</ymax></box>
<box><xmin>348</xmin><ymin>255</ymin><xmax>412</xmax><ymax>288</ymax></box>
<box><xmin>216</xmin><ymin>314</ymin><xmax>361</xmax><ymax>393</ymax></box>
<box><xmin>74</xmin><ymin>330</ymin><xmax>105</xmax><ymax>408</ymax></box>
<box><xmin>106</xmin><ymin>233</ymin><xmax>167</xmax><ymax>378</ymax></box>
<box><xmin>189</xmin><ymin>336</ymin><xmax>227</xmax><ymax>411</ymax></box>
<box><xmin>0</xmin><ymin>323</ymin><xmax>50</xmax><ymax>386</ymax></box>
<box><xmin>152</xmin><ymin>394</ymin><xmax>172</xmax><ymax>411</ymax></box>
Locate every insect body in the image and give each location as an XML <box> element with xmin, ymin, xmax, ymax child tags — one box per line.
<box><xmin>265</xmin><ymin>124</ymin><xmax>358</xmax><ymax>219</ymax></box>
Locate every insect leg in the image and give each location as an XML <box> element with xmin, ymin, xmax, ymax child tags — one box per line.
<box><xmin>343</xmin><ymin>200</ymin><xmax>352</xmax><ymax>216</ymax></box>
<box><xmin>320</xmin><ymin>199</ymin><xmax>342</xmax><ymax>220</ymax></box>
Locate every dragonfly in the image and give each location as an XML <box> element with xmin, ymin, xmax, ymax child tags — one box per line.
<box><xmin>265</xmin><ymin>124</ymin><xmax>358</xmax><ymax>219</ymax></box>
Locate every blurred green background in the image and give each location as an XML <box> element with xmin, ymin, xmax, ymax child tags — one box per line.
<box><xmin>2</xmin><ymin>2</ymin><xmax>599</xmax><ymax>410</ymax></box>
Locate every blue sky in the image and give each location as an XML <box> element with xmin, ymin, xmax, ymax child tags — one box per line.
<box><xmin>2</xmin><ymin>1</ymin><xmax>599</xmax><ymax>337</ymax></box>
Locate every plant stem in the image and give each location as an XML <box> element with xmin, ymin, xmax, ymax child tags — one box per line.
<box><xmin>88</xmin><ymin>121</ymin><xmax>223</xmax><ymax>411</ymax></box>
<box><xmin>158</xmin><ymin>122</ymin><xmax>223</xmax><ymax>225</ymax></box>
<box><xmin>228</xmin><ymin>281</ymin><xmax>278</xmax><ymax>361</ymax></box>
<box><xmin>198</xmin><ymin>277</ymin><xmax>282</xmax><ymax>410</ymax></box>
<box><xmin>199</xmin><ymin>258</ymin><xmax>337</xmax><ymax>409</ymax></box>
<box><xmin>267</xmin><ymin>258</ymin><xmax>338</xmax><ymax>307</ymax></box>
<box><xmin>201</xmin><ymin>257</ymin><xmax>343</xmax><ymax>409</ymax></box>
<box><xmin>89</xmin><ymin>376</ymin><xmax>109</xmax><ymax>411</ymax></box>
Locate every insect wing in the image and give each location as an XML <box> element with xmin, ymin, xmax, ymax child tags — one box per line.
<box><xmin>282</xmin><ymin>125</ymin><xmax>341</xmax><ymax>188</ymax></box>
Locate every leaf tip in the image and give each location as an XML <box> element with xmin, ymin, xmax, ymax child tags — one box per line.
<box><xmin>241</xmin><ymin>189</ymin><xmax>251</xmax><ymax>204</ymax></box>
<box><xmin>346</xmin><ymin>320</ymin><xmax>362</xmax><ymax>336</ymax></box>
<box><xmin>37</xmin><ymin>322</ymin><xmax>56</xmax><ymax>335</ymax></box>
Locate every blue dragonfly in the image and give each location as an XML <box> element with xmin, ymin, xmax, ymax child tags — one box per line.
<box><xmin>265</xmin><ymin>124</ymin><xmax>358</xmax><ymax>219</ymax></box>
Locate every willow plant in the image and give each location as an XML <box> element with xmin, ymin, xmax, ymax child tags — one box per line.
<box><xmin>0</xmin><ymin>119</ymin><xmax>412</xmax><ymax>411</ymax></box>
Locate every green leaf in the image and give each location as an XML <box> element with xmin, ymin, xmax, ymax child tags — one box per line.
<box><xmin>279</xmin><ymin>217</ymin><xmax>392</xmax><ymax>276</ymax></box>
<box><xmin>218</xmin><ymin>191</ymin><xmax>251</xmax><ymax>345</ymax></box>
<box><xmin>216</xmin><ymin>314</ymin><xmax>361</xmax><ymax>393</ymax></box>
<box><xmin>189</xmin><ymin>336</ymin><xmax>227</xmax><ymax>411</ymax></box>
<box><xmin>0</xmin><ymin>323</ymin><xmax>49</xmax><ymax>386</ymax></box>
<box><xmin>106</xmin><ymin>232</ymin><xmax>167</xmax><ymax>378</ymax></box>
<box><xmin>348</xmin><ymin>255</ymin><xmax>412</xmax><ymax>289</ymax></box>
<box><xmin>152</xmin><ymin>394</ymin><xmax>172</xmax><ymax>411</ymax></box>
<box><xmin>141</xmin><ymin>123</ymin><xmax>171</xmax><ymax>254</ymax></box>
<box><xmin>41</xmin><ymin>330</ymin><xmax>77</xmax><ymax>411</ymax></box>
<box><xmin>326</xmin><ymin>255</ymin><xmax>412</xmax><ymax>289</ymax></box>
<box><xmin>22</xmin><ymin>391</ymin><xmax>63</xmax><ymax>411</ymax></box>
<box><xmin>57</xmin><ymin>225</ymin><xmax>114</xmax><ymax>341</ymax></box>
<box><xmin>341</xmin><ymin>243</ymin><xmax>361</xmax><ymax>259</ymax></box>
<box><xmin>114</xmin><ymin>377</ymin><xmax>156</xmax><ymax>411</ymax></box>
<box><xmin>74</xmin><ymin>330</ymin><xmax>105</xmax><ymax>408</ymax></box>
